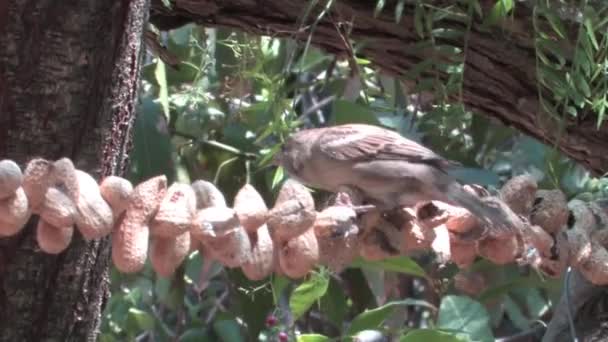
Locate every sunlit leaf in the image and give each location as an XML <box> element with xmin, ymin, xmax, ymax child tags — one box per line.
<box><xmin>271</xmin><ymin>166</ymin><xmax>285</xmax><ymax>190</ymax></box>
<box><xmin>160</xmin><ymin>0</ymin><xmax>171</xmax><ymax>9</ymax></box>
<box><xmin>347</xmin><ymin>299</ymin><xmax>436</xmax><ymax>336</ymax></box>
<box><xmin>127</xmin><ymin>308</ymin><xmax>155</xmax><ymax>331</ymax></box>
<box><xmin>483</xmin><ymin>0</ymin><xmax>514</xmax><ymax>26</ymax></box>
<box><xmin>154</xmin><ymin>61</ymin><xmax>170</xmax><ymax>118</ymax></box>
<box><xmin>374</xmin><ymin>0</ymin><xmax>386</xmax><ymax>17</ymax></box>
<box><xmin>290</xmin><ymin>271</ymin><xmax>330</xmax><ymax>320</ymax></box>
<box><xmin>395</xmin><ymin>0</ymin><xmax>406</xmax><ymax>23</ymax></box>
<box><xmin>597</xmin><ymin>98</ymin><xmax>607</xmax><ymax>129</ymax></box>
<box><xmin>401</xmin><ymin>329</ymin><xmax>465</xmax><ymax>342</ymax></box>
<box><xmin>350</xmin><ymin>256</ymin><xmax>427</xmax><ymax>278</ymax></box>
<box><xmin>294</xmin><ymin>48</ymin><xmax>333</xmax><ymax>73</ymax></box>
<box><xmin>297</xmin><ymin>334</ymin><xmax>330</xmax><ymax>342</ymax></box>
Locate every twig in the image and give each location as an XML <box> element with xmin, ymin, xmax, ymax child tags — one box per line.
<box><xmin>495</xmin><ymin>323</ymin><xmax>546</xmax><ymax>342</ymax></box>
<box><xmin>564</xmin><ymin>267</ymin><xmax>579</xmax><ymax>342</ymax></box>
<box><xmin>205</xmin><ymin>290</ymin><xmax>229</xmax><ymax>324</ymax></box>
<box><xmin>172</xmin><ymin>130</ymin><xmax>257</xmax><ymax>160</ymax></box>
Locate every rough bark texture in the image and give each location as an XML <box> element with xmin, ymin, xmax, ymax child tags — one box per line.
<box><xmin>150</xmin><ymin>0</ymin><xmax>608</xmax><ymax>175</ymax></box>
<box><xmin>0</xmin><ymin>0</ymin><xmax>148</xmax><ymax>340</ymax></box>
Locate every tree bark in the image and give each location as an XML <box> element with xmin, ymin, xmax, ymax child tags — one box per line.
<box><xmin>0</xmin><ymin>0</ymin><xmax>148</xmax><ymax>340</ymax></box>
<box><xmin>150</xmin><ymin>0</ymin><xmax>608</xmax><ymax>175</ymax></box>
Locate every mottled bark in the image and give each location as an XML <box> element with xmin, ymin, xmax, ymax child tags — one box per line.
<box><xmin>0</xmin><ymin>0</ymin><xmax>148</xmax><ymax>340</ymax></box>
<box><xmin>150</xmin><ymin>0</ymin><xmax>608</xmax><ymax>175</ymax></box>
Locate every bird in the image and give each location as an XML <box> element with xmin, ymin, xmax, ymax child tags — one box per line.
<box><xmin>272</xmin><ymin>123</ymin><xmax>512</xmax><ymax>237</ymax></box>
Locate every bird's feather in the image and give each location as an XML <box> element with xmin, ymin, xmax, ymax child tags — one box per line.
<box><xmin>315</xmin><ymin>124</ymin><xmax>457</xmax><ymax>170</ymax></box>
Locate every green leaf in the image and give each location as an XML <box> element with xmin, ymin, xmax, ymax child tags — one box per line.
<box><xmin>184</xmin><ymin>251</ymin><xmax>202</xmax><ymax>284</ymax></box>
<box><xmin>424</xmin><ymin>6</ymin><xmax>434</xmax><ymax>33</ymax></box>
<box><xmin>414</xmin><ymin>4</ymin><xmax>425</xmax><ymax>38</ymax></box>
<box><xmin>483</xmin><ymin>0</ymin><xmax>513</xmax><ymax>26</ymax></box>
<box><xmin>350</xmin><ymin>256</ymin><xmax>427</xmax><ymax>278</ymax></box>
<box><xmin>290</xmin><ymin>271</ymin><xmax>330</xmax><ymax>320</ymax></box>
<box><xmin>347</xmin><ymin>299</ymin><xmax>436</xmax><ymax>336</ymax></box>
<box><xmin>297</xmin><ymin>334</ymin><xmax>331</xmax><ymax>342</ymax></box>
<box><xmin>271</xmin><ymin>166</ymin><xmax>285</xmax><ymax>190</ymax></box>
<box><xmin>160</xmin><ymin>0</ymin><xmax>171</xmax><ymax>9</ymax></box>
<box><xmin>503</xmin><ymin>295</ymin><xmax>530</xmax><ymax>331</ymax></box>
<box><xmin>127</xmin><ymin>308</ymin><xmax>155</xmax><ymax>331</ymax></box>
<box><xmin>438</xmin><ymin>295</ymin><xmax>494</xmax><ymax>342</ymax></box>
<box><xmin>356</xmin><ymin>57</ymin><xmax>372</xmax><ymax>65</ymax></box>
<box><xmin>319</xmin><ymin>277</ymin><xmax>348</xmax><ymax>328</ymax></box>
<box><xmin>395</xmin><ymin>0</ymin><xmax>406</xmax><ymax>23</ymax></box>
<box><xmin>361</xmin><ymin>268</ymin><xmax>385</xmax><ymax>305</ymax></box>
<box><xmin>404</xmin><ymin>59</ymin><xmax>436</xmax><ymax>80</ymax></box>
<box><xmin>543</xmin><ymin>10</ymin><xmax>567</xmax><ymax>39</ymax></box>
<box><xmin>213</xmin><ymin>319</ymin><xmax>244</xmax><ymax>342</ymax></box>
<box><xmin>580</xmin><ymin>32</ymin><xmax>596</xmax><ymax>65</ymax></box>
<box><xmin>471</xmin><ymin>0</ymin><xmax>483</xmax><ymax>18</ymax></box>
<box><xmin>271</xmin><ymin>275</ymin><xmax>291</xmax><ymax>305</ymax></box>
<box><xmin>374</xmin><ymin>0</ymin><xmax>386</xmax><ymax>17</ymax></box>
<box><xmin>331</xmin><ymin>100</ymin><xmax>381</xmax><ymax>125</ymax></box>
<box><xmin>574</xmin><ymin>73</ymin><xmax>591</xmax><ymax>98</ymax></box>
<box><xmin>431</xmin><ymin>28</ymin><xmax>464</xmax><ymax>40</ymax></box>
<box><xmin>539</xmin><ymin>66</ymin><xmax>568</xmax><ymax>98</ymax></box>
<box><xmin>129</xmin><ymin>98</ymin><xmax>176</xmax><ymax>184</ymax></box>
<box><xmin>154</xmin><ymin>59</ymin><xmax>169</xmax><ymax>118</ymax></box>
<box><xmin>537</xmin><ymin>38</ymin><xmax>567</xmax><ymax>68</ymax></box>
<box><xmin>597</xmin><ymin>98</ymin><xmax>606</xmax><ymax>129</ymax></box>
<box><xmin>294</xmin><ymin>48</ymin><xmax>333</xmax><ymax>73</ymax></box>
<box><xmin>180</xmin><ymin>328</ymin><xmax>213</xmax><ymax>342</ymax></box>
<box><xmin>584</xmin><ymin>18</ymin><xmax>600</xmax><ymax>50</ymax></box>
<box><xmin>401</xmin><ymin>329</ymin><xmax>465</xmax><ymax>342</ymax></box>
<box><xmin>512</xmin><ymin>287</ymin><xmax>549</xmax><ymax>320</ymax></box>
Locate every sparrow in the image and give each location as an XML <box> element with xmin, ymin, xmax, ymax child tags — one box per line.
<box><xmin>273</xmin><ymin>123</ymin><xmax>512</xmax><ymax>237</ymax></box>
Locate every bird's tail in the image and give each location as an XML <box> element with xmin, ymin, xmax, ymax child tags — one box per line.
<box><xmin>445</xmin><ymin>182</ymin><xmax>513</xmax><ymax>238</ymax></box>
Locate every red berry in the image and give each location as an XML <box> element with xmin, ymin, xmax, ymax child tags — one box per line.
<box><xmin>278</xmin><ymin>331</ymin><xmax>289</xmax><ymax>342</ymax></box>
<box><xmin>265</xmin><ymin>315</ymin><xmax>278</xmax><ymax>327</ymax></box>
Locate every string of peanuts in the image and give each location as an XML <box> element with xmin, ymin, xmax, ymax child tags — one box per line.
<box><xmin>0</xmin><ymin>157</ymin><xmax>608</xmax><ymax>288</ymax></box>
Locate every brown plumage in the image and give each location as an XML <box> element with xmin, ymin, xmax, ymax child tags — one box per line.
<box><xmin>273</xmin><ymin>124</ymin><xmax>512</xmax><ymax>237</ymax></box>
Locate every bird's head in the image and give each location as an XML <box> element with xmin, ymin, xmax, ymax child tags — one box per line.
<box><xmin>272</xmin><ymin>130</ymin><xmax>315</xmax><ymax>178</ymax></box>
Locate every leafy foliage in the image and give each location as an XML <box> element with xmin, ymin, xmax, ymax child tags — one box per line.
<box><xmin>102</xmin><ymin>1</ymin><xmax>608</xmax><ymax>341</ymax></box>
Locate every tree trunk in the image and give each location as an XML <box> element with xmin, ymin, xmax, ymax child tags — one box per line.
<box><xmin>150</xmin><ymin>0</ymin><xmax>608</xmax><ymax>175</ymax></box>
<box><xmin>0</xmin><ymin>0</ymin><xmax>148</xmax><ymax>339</ymax></box>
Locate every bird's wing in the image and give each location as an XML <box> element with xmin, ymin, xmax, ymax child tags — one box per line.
<box><xmin>317</xmin><ymin>124</ymin><xmax>456</xmax><ymax>170</ymax></box>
